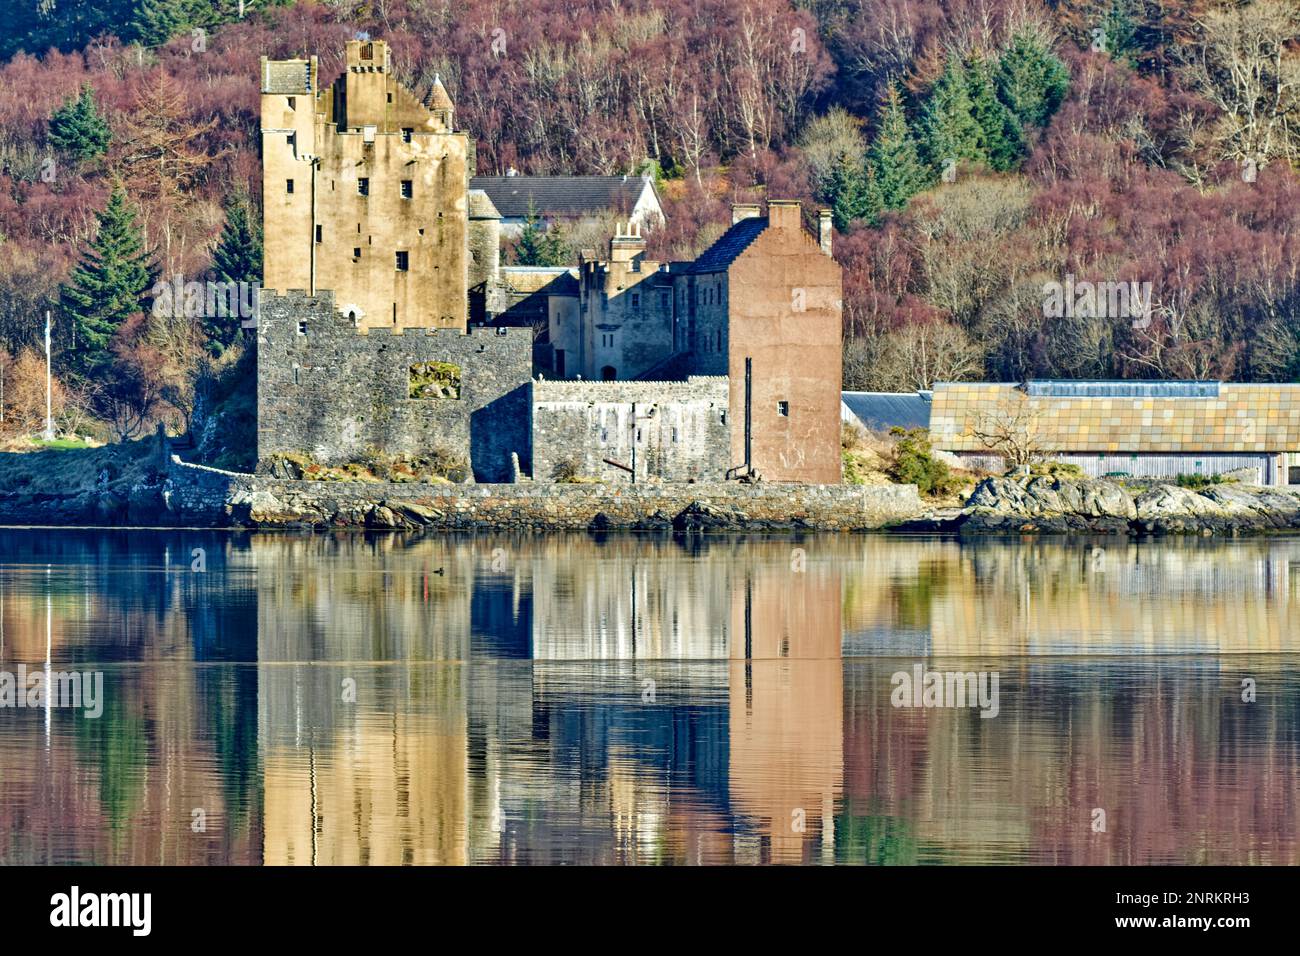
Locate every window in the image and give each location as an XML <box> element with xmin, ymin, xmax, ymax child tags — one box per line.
<box><xmin>387</xmin><ymin>92</ymin><xmax>393</xmax><ymax>103</ymax></box>
<box><xmin>286</xmin><ymin>179</ymin><xmax>294</xmax><ymax>194</ymax></box>
<box><xmin>352</xmin><ymin>247</ymin><xmax>361</xmax><ymax>260</ymax></box>
<box><xmin>287</xmin><ymin>133</ymin><xmax>296</xmax><ymax>149</ymax></box>
<box><xmin>395</xmin><ymin>251</ymin><xmax>409</xmax><ymax>271</ymax></box>
<box><xmin>631</xmin><ymin>293</ymin><xmax>639</xmax><ymax>308</ymax></box>
<box><xmin>777</xmin><ymin>401</ymin><xmax>789</xmax><ymax>417</ymax></box>
<box><xmin>409</xmin><ymin>362</ymin><xmax>462</xmax><ymax>399</ymax></box>
<box><xmin>297</xmin><ymin>321</ymin><xmax>307</xmax><ymax>335</ymax></box>
<box><xmin>401</xmin><ymin>128</ymin><xmax>413</xmax><ymax>143</ymax></box>
<box><xmin>287</xmin><ymin>96</ymin><xmax>296</xmax><ymax>110</ymax></box>
<box><xmin>361</xmin><ymin>42</ymin><xmax>373</xmax><ymax>59</ymax></box>
<box><xmin>400</xmin><ymin>179</ymin><xmax>413</xmax><ymax>199</ymax></box>
<box><xmin>716</xmin><ymin>330</ymin><xmax>722</xmax><ymax>350</ymax></box>
<box><xmin>315</xmin><ymin>225</ymin><xmax>322</xmax><ymax>243</ymax></box>
<box><xmin>358</xmin><ymin>177</ymin><xmax>369</xmax><ymax>196</ymax></box>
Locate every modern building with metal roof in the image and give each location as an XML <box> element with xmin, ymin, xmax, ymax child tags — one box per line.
<box><xmin>930</xmin><ymin>380</ymin><xmax>1300</xmax><ymax>485</ymax></box>
<box><xmin>840</xmin><ymin>391</ymin><xmax>933</xmax><ymax>432</ymax></box>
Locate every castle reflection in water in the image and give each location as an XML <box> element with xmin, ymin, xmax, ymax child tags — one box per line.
<box><xmin>0</xmin><ymin>530</ymin><xmax>1298</xmax><ymax>865</ymax></box>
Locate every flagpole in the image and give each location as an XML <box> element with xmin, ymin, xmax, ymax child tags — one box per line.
<box><xmin>43</xmin><ymin>310</ymin><xmax>54</xmax><ymax>441</ymax></box>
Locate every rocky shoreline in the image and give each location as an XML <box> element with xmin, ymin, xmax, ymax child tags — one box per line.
<box><xmin>0</xmin><ymin>455</ymin><xmax>924</xmax><ymax>532</ymax></box>
<box><xmin>898</xmin><ymin>475</ymin><xmax>1300</xmax><ymax>536</ymax></box>
<box><xmin>9</xmin><ymin>452</ymin><xmax>1300</xmax><ymax>536</ymax></box>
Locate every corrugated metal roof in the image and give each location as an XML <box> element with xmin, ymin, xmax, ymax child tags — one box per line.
<box><xmin>1024</xmin><ymin>380</ymin><xmax>1221</xmax><ymax>398</ymax></box>
<box><xmin>469</xmin><ymin>175</ymin><xmax>653</xmax><ymax>219</ymax></box>
<box><xmin>689</xmin><ymin>216</ymin><xmax>768</xmax><ymax>274</ymax></box>
<box><xmin>841</xmin><ymin>391</ymin><xmax>933</xmax><ymax>431</ymax></box>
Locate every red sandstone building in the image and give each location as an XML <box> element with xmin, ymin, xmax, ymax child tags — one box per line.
<box><xmin>534</xmin><ymin>200</ymin><xmax>843</xmax><ymax>484</ymax></box>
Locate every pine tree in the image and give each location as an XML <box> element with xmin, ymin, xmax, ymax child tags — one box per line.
<box><xmin>212</xmin><ymin>193</ymin><xmax>262</xmax><ymax>286</ymax></box>
<box><xmin>918</xmin><ymin>56</ymin><xmax>986</xmax><ymax>173</ymax></box>
<box><xmin>865</xmin><ymin>84</ymin><xmax>929</xmax><ymax>211</ymax></box>
<box><xmin>966</xmin><ymin>57</ymin><xmax>1025</xmax><ymax>172</ymax></box>
<box><xmin>996</xmin><ymin>33</ymin><xmax>1070</xmax><ymax>130</ymax></box>
<box><xmin>515</xmin><ymin>199</ymin><xmax>567</xmax><ymax>266</ymax></box>
<box><xmin>827</xmin><ymin>153</ymin><xmax>879</xmax><ymax>230</ymax></box>
<box><xmin>1100</xmin><ymin>0</ymin><xmax>1140</xmax><ymax>67</ymax></box>
<box><xmin>207</xmin><ymin>191</ymin><xmax>262</xmax><ymax>352</ymax></box>
<box><xmin>59</xmin><ymin>188</ymin><xmax>157</xmax><ymax>378</ymax></box>
<box><xmin>131</xmin><ymin>0</ymin><xmax>188</xmax><ymax>48</ymax></box>
<box><xmin>48</xmin><ymin>86</ymin><xmax>112</xmax><ymax>163</ymax></box>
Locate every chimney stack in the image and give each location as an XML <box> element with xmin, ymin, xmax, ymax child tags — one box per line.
<box><xmin>609</xmin><ymin>220</ymin><xmax>646</xmax><ymax>265</ymax></box>
<box><xmin>766</xmin><ymin>199</ymin><xmax>801</xmax><ymax>232</ymax></box>
<box><xmin>731</xmin><ymin>202</ymin><xmax>761</xmax><ymax>225</ymax></box>
<box><xmin>818</xmin><ymin>208</ymin><xmax>833</xmax><ymax>256</ymax></box>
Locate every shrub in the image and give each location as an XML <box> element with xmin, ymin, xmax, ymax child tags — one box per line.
<box><xmin>887</xmin><ymin>427</ymin><xmax>958</xmax><ymax>497</ymax></box>
<box><xmin>1029</xmin><ymin>461</ymin><xmax>1084</xmax><ymax>478</ymax></box>
<box><xmin>551</xmin><ymin>458</ymin><xmax>582</xmax><ymax>482</ymax></box>
<box><xmin>1175</xmin><ymin>473</ymin><xmax>1233</xmax><ymax>490</ymax></box>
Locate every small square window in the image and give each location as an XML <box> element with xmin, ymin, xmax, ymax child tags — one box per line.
<box><xmin>357</xmin><ymin>177</ymin><xmax>369</xmax><ymax>196</ymax></box>
<box><xmin>400</xmin><ymin>179</ymin><xmax>413</xmax><ymax>199</ymax></box>
<box><xmin>297</xmin><ymin>321</ymin><xmax>307</xmax><ymax>335</ymax></box>
<box><xmin>395</xmin><ymin>251</ymin><xmax>409</xmax><ymax>271</ymax></box>
<box><xmin>286</xmin><ymin>179</ymin><xmax>294</xmax><ymax>194</ymax></box>
<box><xmin>777</xmin><ymin>401</ymin><xmax>789</xmax><ymax>417</ymax></box>
<box><xmin>402</xmin><ymin>128</ymin><xmax>413</xmax><ymax>143</ymax></box>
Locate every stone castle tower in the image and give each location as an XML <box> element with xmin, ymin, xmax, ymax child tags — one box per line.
<box><xmin>259</xmin><ymin>39</ymin><xmax>470</xmax><ymax>330</ymax></box>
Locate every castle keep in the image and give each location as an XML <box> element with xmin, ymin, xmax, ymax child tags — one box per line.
<box><xmin>257</xmin><ymin>40</ymin><xmax>844</xmax><ymax>485</ymax></box>
<box><xmin>260</xmin><ymin>39</ymin><xmax>467</xmax><ymax>330</ymax></box>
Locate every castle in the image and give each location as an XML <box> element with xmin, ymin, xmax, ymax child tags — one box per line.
<box><xmin>257</xmin><ymin>40</ymin><xmax>843</xmax><ymax>485</ymax></box>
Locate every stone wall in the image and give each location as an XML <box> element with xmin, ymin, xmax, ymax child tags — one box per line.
<box><xmin>156</xmin><ymin>453</ymin><xmax>922</xmax><ymax>530</ymax></box>
<box><xmin>257</xmin><ymin>290</ymin><xmax>532</xmax><ymax>482</ymax></box>
<box><xmin>532</xmin><ymin>377</ymin><xmax>730</xmax><ymax>482</ymax></box>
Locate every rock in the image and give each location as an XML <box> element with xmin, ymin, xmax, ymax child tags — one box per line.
<box><xmin>393</xmin><ymin>501</ymin><xmax>444</xmax><ymax>525</ymax></box>
<box><xmin>673</xmin><ymin>500</ymin><xmax>747</xmax><ymax>531</ymax></box>
<box><xmin>1134</xmin><ymin>485</ymin><xmax>1219</xmax><ymax>521</ymax></box>
<box><xmin>366</xmin><ymin>504</ymin><xmax>403</xmax><ymax>528</ymax></box>
<box><xmin>633</xmin><ymin>509</ymin><xmax>674</xmax><ymax>531</ymax></box>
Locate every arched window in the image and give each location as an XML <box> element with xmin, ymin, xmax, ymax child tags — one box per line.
<box><xmin>601</xmin><ymin>366</ymin><xmax>617</xmax><ymax>381</ymax></box>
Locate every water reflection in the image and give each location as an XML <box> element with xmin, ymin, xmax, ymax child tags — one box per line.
<box><xmin>0</xmin><ymin>530</ymin><xmax>1297</xmax><ymax>864</ymax></box>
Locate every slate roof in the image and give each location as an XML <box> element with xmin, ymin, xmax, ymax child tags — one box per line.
<box><xmin>841</xmin><ymin>391</ymin><xmax>933</xmax><ymax>432</ymax></box>
<box><xmin>468</xmin><ymin>189</ymin><xmax>501</xmax><ymax>220</ymax></box>
<box><xmin>689</xmin><ymin>216</ymin><xmax>768</xmax><ymax>274</ymax></box>
<box><xmin>262</xmin><ymin>59</ymin><xmax>313</xmax><ymax>94</ymax></box>
<box><xmin>423</xmin><ymin>76</ymin><xmax>454</xmax><ymax>111</ymax></box>
<box><xmin>469</xmin><ymin>175</ymin><xmax>654</xmax><ymax>219</ymax></box>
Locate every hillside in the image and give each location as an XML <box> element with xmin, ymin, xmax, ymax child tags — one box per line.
<box><xmin>0</xmin><ymin>0</ymin><xmax>1297</xmax><ymax>443</ymax></box>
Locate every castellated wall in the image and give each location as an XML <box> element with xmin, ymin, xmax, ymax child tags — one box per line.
<box><xmin>532</xmin><ymin>377</ymin><xmax>731</xmax><ymax>482</ymax></box>
<box><xmin>257</xmin><ymin>291</ymin><xmax>532</xmax><ymax>482</ymax></box>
